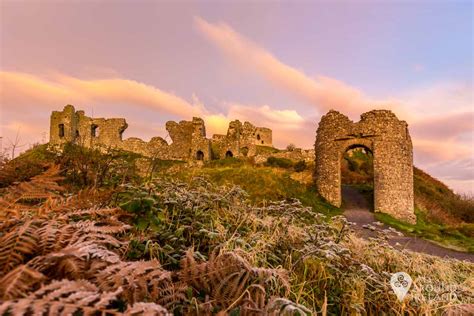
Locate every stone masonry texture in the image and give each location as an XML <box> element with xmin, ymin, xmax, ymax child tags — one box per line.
<box><xmin>314</xmin><ymin>110</ymin><xmax>416</xmax><ymax>224</ymax></box>
<box><xmin>49</xmin><ymin>105</ymin><xmax>272</xmax><ymax>161</ymax></box>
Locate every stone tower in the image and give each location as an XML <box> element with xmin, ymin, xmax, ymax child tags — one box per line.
<box><xmin>314</xmin><ymin>110</ymin><xmax>416</xmax><ymax>224</ymax></box>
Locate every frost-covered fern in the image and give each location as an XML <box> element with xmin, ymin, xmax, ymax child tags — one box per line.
<box><xmin>0</xmin><ymin>167</ymin><xmax>472</xmax><ymax>315</ymax></box>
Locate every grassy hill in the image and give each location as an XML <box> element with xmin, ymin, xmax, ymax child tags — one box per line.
<box><xmin>0</xmin><ymin>144</ymin><xmax>472</xmax><ymax>315</ymax></box>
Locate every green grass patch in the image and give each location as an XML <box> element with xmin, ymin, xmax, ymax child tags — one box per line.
<box><xmin>255</xmin><ymin>145</ymin><xmax>281</xmax><ymax>155</ymax></box>
<box><xmin>149</xmin><ymin>158</ymin><xmax>186</xmax><ymax>171</ymax></box>
<box><xmin>375</xmin><ymin>210</ymin><xmax>474</xmax><ymax>253</ymax></box>
<box><xmin>176</xmin><ymin>165</ymin><xmax>341</xmax><ymax>217</ymax></box>
<box><xmin>204</xmin><ymin>157</ymin><xmax>245</xmax><ymax>168</ymax></box>
<box><xmin>265</xmin><ymin>156</ymin><xmax>294</xmax><ymax>169</ymax></box>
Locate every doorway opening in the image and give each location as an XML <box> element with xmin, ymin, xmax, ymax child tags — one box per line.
<box><xmin>196</xmin><ymin>150</ymin><xmax>204</xmax><ymax>160</ymax></box>
<box><xmin>341</xmin><ymin>145</ymin><xmax>374</xmax><ymax>210</ymax></box>
<box><xmin>225</xmin><ymin>150</ymin><xmax>233</xmax><ymax>158</ymax></box>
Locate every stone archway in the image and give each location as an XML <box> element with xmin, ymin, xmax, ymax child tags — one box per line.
<box><xmin>225</xmin><ymin>150</ymin><xmax>233</xmax><ymax>158</ymax></box>
<box><xmin>314</xmin><ymin>110</ymin><xmax>415</xmax><ymax>224</ymax></box>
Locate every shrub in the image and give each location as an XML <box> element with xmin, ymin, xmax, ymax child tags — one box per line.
<box><xmin>294</xmin><ymin>160</ymin><xmax>307</xmax><ymax>172</ymax></box>
<box><xmin>0</xmin><ymin>144</ymin><xmax>54</xmax><ymax>188</ymax></box>
<box><xmin>266</xmin><ymin>156</ymin><xmax>293</xmax><ymax>169</ymax></box>
<box><xmin>286</xmin><ymin>143</ymin><xmax>296</xmax><ymax>151</ymax></box>
<box><xmin>58</xmin><ymin>143</ymin><xmax>141</xmax><ymax>187</ymax></box>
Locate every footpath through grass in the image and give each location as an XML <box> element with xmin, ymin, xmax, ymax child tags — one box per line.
<box><xmin>375</xmin><ymin>211</ymin><xmax>474</xmax><ymax>253</ymax></box>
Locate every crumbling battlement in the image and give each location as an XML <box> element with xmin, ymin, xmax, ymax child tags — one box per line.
<box><xmin>49</xmin><ymin>105</ymin><xmax>272</xmax><ymax>161</ymax></box>
<box><xmin>314</xmin><ymin>109</ymin><xmax>415</xmax><ymax>223</ymax></box>
<box><xmin>211</xmin><ymin>120</ymin><xmax>272</xmax><ymax>158</ymax></box>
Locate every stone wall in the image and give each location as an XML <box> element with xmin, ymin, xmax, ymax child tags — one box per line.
<box><xmin>210</xmin><ymin>120</ymin><xmax>272</xmax><ymax>159</ymax></box>
<box><xmin>272</xmin><ymin>148</ymin><xmax>315</xmax><ymax>162</ymax></box>
<box><xmin>314</xmin><ymin>110</ymin><xmax>415</xmax><ymax>224</ymax></box>
<box><xmin>49</xmin><ymin>105</ymin><xmax>271</xmax><ymax>162</ymax></box>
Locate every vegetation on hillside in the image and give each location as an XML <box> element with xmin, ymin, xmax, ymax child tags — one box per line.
<box><xmin>341</xmin><ymin>148</ymin><xmax>374</xmax><ymax>186</ymax></box>
<box><xmin>340</xmin><ymin>148</ymin><xmax>474</xmax><ymax>252</ymax></box>
<box><xmin>0</xmin><ymin>144</ymin><xmax>473</xmax><ymax>315</ymax></box>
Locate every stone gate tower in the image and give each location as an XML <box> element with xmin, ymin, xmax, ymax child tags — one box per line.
<box><xmin>314</xmin><ymin>110</ymin><xmax>416</xmax><ymax>223</ymax></box>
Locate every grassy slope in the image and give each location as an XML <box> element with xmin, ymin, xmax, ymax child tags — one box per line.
<box><xmin>340</xmin><ymin>149</ymin><xmax>473</xmax><ymax>252</ymax></box>
<box><xmin>162</xmin><ymin>157</ymin><xmax>341</xmax><ymax>217</ymax></box>
<box><xmin>7</xmin><ymin>146</ymin><xmax>473</xmax><ymax>252</ymax></box>
<box><xmin>374</xmin><ymin>168</ymin><xmax>474</xmax><ymax>252</ymax></box>
<box><xmin>194</xmin><ymin>158</ymin><xmax>474</xmax><ymax>253</ymax></box>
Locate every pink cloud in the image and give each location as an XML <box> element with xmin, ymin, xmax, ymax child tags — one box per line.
<box><xmin>0</xmin><ymin>70</ymin><xmax>311</xmax><ymax>152</ymax></box>
<box><xmin>194</xmin><ymin>17</ymin><xmax>473</xmax><ymax>193</ymax></box>
<box><xmin>194</xmin><ymin>16</ymin><xmax>402</xmax><ymax>119</ymax></box>
<box><xmin>411</xmin><ymin>112</ymin><xmax>473</xmax><ymax>140</ymax></box>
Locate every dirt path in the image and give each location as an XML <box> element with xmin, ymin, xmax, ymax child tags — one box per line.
<box><xmin>342</xmin><ymin>186</ymin><xmax>474</xmax><ymax>262</ymax></box>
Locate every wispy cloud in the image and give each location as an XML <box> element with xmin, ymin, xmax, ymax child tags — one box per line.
<box><xmin>194</xmin><ymin>16</ymin><xmax>473</xmax><ymax>192</ymax></box>
<box><xmin>1</xmin><ymin>71</ymin><xmax>206</xmax><ymax>118</ymax></box>
<box><xmin>0</xmin><ymin>17</ymin><xmax>472</xmax><ymax>193</ymax></box>
<box><xmin>194</xmin><ymin>16</ymin><xmax>402</xmax><ymax>119</ymax></box>
<box><xmin>0</xmin><ymin>70</ymin><xmax>309</xmax><ymax>149</ymax></box>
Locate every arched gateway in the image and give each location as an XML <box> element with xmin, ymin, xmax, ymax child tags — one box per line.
<box><xmin>314</xmin><ymin>110</ymin><xmax>416</xmax><ymax>224</ymax></box>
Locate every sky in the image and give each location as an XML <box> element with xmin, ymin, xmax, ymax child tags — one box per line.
<box><xmin>0</xmin><ymin>1</ymin><xmax>472</xmax><ymax>193</ymax></box>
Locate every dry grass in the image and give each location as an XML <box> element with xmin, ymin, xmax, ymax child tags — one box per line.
<box><xmin>0</xmin><ymin>161</ymin><xmax>472</xmax><ymax>315</ymax></box>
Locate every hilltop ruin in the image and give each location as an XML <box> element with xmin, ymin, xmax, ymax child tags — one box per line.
<box><xmin>314</xmin><ymin>110</ymin><xmax>416</xmax><ymax>223</ymax></box>
<box><xmin>49</xmin><ymin>105</ymin><xmax>272</xmax><ymax>161</ymax></box>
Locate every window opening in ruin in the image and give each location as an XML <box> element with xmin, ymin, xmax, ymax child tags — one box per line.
<box><xmin>225</xmin><ymin>150</ymin><xmax>233</xmax><ymax>158</ymax></box>
<box><xmin>241</xmin><ymin>147</ymin><xmax>249</xmax><ymax>157</ymax></box>
<box><xmin>261</xmin><ymin>141</ymin><xmax>264</xmax><ymax>144</ymax></box>
<box><xmin>119</xmin><ymin>128</ymin><xmax>125</xmax><ymax>141</ymax></box>
<box><xmin>91</xmin><ymin>124</ymin><xmax>99</xmax><ymax>137</ymax></box>
<box><xmin>341</xmin><ymin>145</ymin><xmax>374</xmax><ymax>210</ymax></box>
<box><xmin>196</xmin><ymin>150</ymin><xmax>204</xmax><ymax>160</ymax></box>
<box><xmin>58</xmin><ymin>124</ymin><xmax>65</xmax><ymax>138</ymax></box>
<box><xmin>75</xmin><ymin>130</ymin><xmax>80</xmax><ymax>138</ymax></box>
<box><xmin>257</xmin><ymin>134</ymin><xmax>261</xmax><ymax>140</ymax></box>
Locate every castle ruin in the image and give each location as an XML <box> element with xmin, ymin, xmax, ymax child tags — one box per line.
<box><xmin>49</xmin><ymin>105</ymin><xmax>272</xmax><ymax>161</ymax></box>
<box><xmin>314</xmin><ymin>110</ymin><xmax>416</xmax><ymax>224</ymax></box>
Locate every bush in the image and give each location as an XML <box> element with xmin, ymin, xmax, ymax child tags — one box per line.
<box><xmin>286</xmin><ymin>143</ymin><xmax>296</xmax><ymax>151</ymax></box>
<box><xmin>294</xmin><ymin>160</ymin><xmax>307</xmax><ymax>172</ymax></box>
<box><xmin>266</xmin><ymin>156</ymin><xmax>293</xmax><ymax>169</ymax></box>
<box><xmin>0</xmin><ymin>144</ymin><xmax>54</xmax><ymax>187</ymax></box>
<box><xmin>58</xmin><ymin>143</ymin><xmax>141</xmax><ymax>187</ymax></box>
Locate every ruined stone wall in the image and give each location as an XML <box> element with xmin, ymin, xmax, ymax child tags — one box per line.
<box><xmin>211</xmin><ymin>120</ymin><xmax>272</xmax><ymax>158</ymax></box>
<box><xmin>50</xmin><ymin>105</ymin><xmax>79</xmax><ymax>145</ymax></box>
<box><xmin>49</xmin><ymin>105</ymin><xmax>210</xmax><ymax>160</ymax></box>
<box><xmin>272</xmin><ymin>148</ymin><xmax>315</xmax><ymax>162</ymax></box>
<box><xmin>50</xmin><ymin>105</ymin><xmax>279</xmax><ymax>162</ymax></box>
<box><xmin>165</xmin><ymin>118</ymin><xmax>211</xmax><ymax>160</ymax></box>
<box><xmin>314</xmin><ymin>110</ymin><xmax>415</xmax><ymax>224</ymax></box>
<box><xmin>254</xmin><ymin>127</ymin><xmax>272</xmax><ymax>146</ymax></box>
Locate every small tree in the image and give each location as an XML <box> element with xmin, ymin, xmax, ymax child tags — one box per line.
<box><xmin>286</xmin><ymin>143</ymin><xmax>296</xmax><ymax>152</ymax></box>
<box><xmin>7</xmin><ymin>128</ymin><xmax>26</xmax><ymax>159</ymax></box>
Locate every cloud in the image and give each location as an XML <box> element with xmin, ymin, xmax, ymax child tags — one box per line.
<box><xmin>411</xmin><ymin>111</ymin><xmax>473</xmax><ymax>141</ymax></box>
<box><xmin>194</xmin><ymin>16</ymin><xmax>474</xmax><ymax>193</ymax></box>
<box><xmin>194</xmin><ymin>16</ymin><xmax>401</xmax><ymax>119</ymax></box>
<box><xmin>413</xmin><ymin>139</ymin><xmax>472</xmax><ymax>164</ymax></box>
<box><xmin>0</xmin><ymin>71</ymin><xmax>206</xmax><ymax>118</ymax></box>
<box><xmin>1</xmin><ymin>18</ymin><xmax>473</xmax><ymax>192</ymax></box>
<box><xmin>205</xmin><ymin>103</ymin><xmax>312</xmax><ymax>147</ymax></box>
<box><xmin>0</xmin><ymin>70</ymin><xmax>310</xmax><ymax>152</ymax></box>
